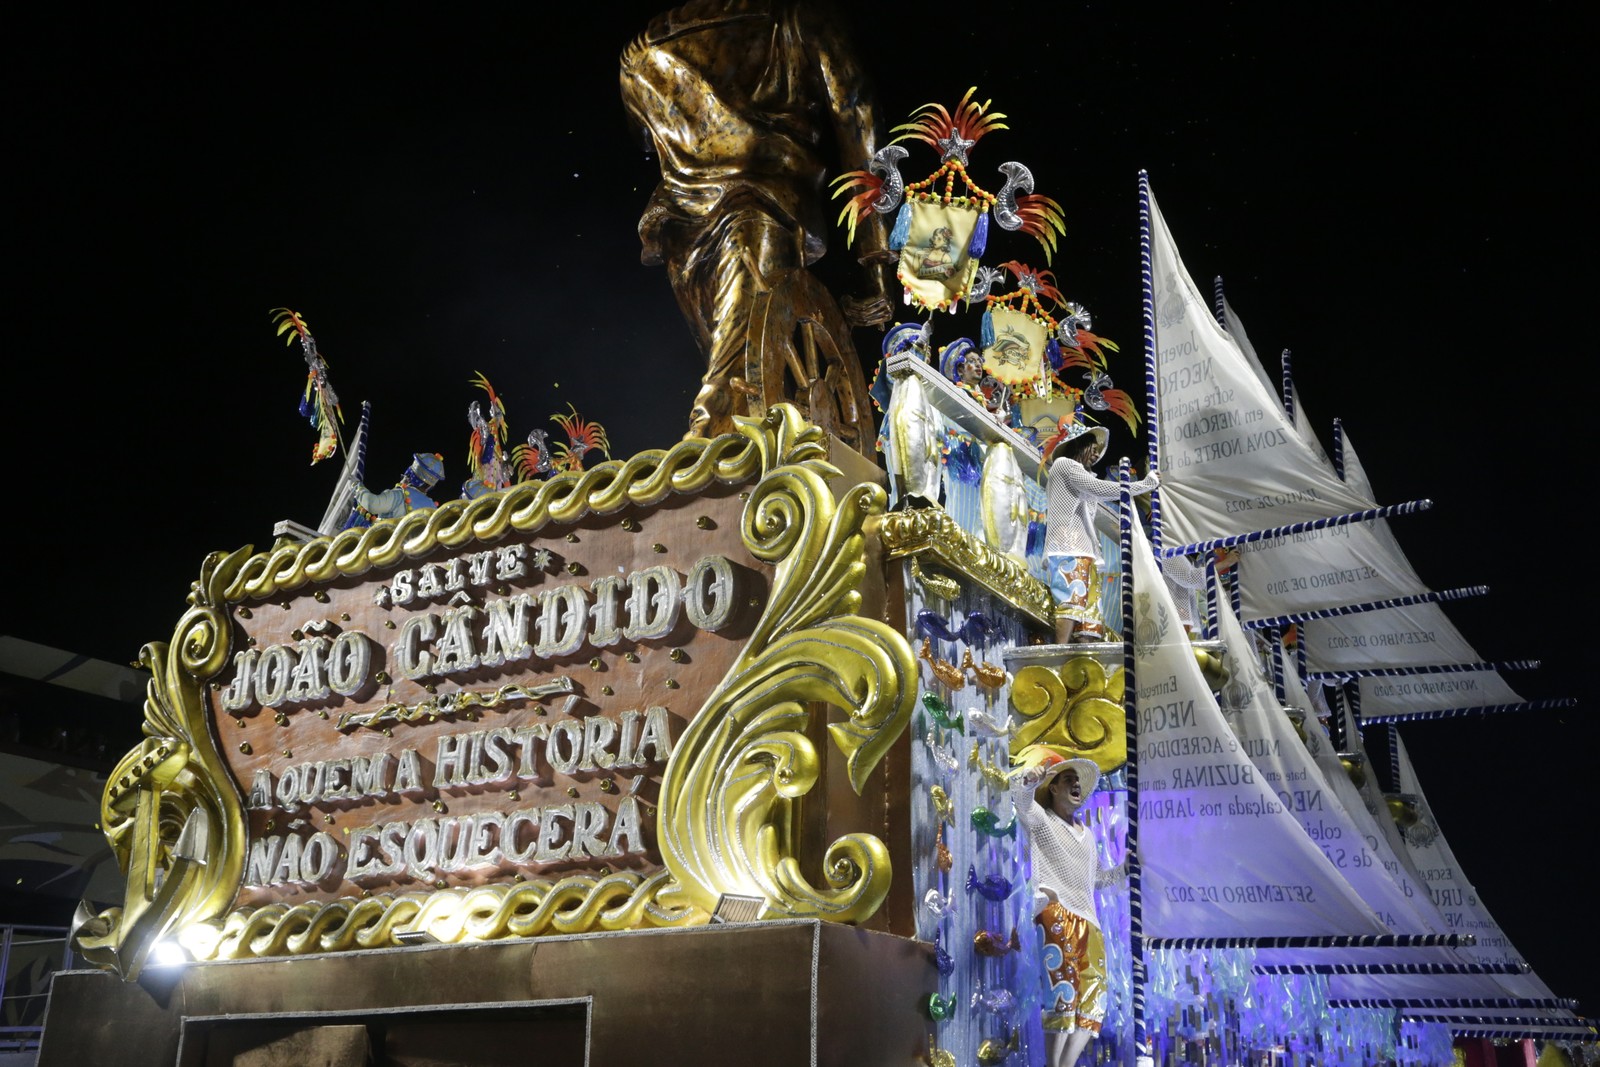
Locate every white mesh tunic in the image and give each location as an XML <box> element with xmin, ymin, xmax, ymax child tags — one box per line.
<box><xmin>1044</xmin><ymin>458</ymin><xmax>1157</xmax><ymax>563</ymax></box>
<box><xmin>1019</xmin><ymin>800</ymin><xmax>1099</xmax><ymax>924</ymax></box>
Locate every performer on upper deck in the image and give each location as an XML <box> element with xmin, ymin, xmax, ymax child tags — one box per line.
<box><xmin>1042</xmin><ymin>415</ymin><xmax>1157</xmax><ymax>643</ymax></box>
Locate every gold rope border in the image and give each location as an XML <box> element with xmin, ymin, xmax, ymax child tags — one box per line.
<box><xmin>226</xmin><ymin>429</ymin><xmax>767</xmax><ymax>601</ymax></box>
<box><xmin>178</xmin><ymin>871</ymin><xmax>698</xmax><ymax>961</ymax></box>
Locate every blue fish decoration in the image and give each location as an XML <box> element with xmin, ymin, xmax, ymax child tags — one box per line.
<box><xmin>933</xmin><ymin>937</ymin><xmax>956</xmax><ymax>977</ymax></box>
<box><xmin>972</xmin><ymin>987</ymin><xmax>1017</xmax><ymax>1015</ymax></box>
<box><xmin>966</xmin><ymin>864</ymin><xmax>1016</xmax><ymax>903</ymax></box>
<box><xmin>960</xmin><ymin>611</ymin><xmax>995</xmax><ymax>644</ymax></box>
<box><xmin>916</xmin><ymin>610</ymin><xmax>960</xmax><ymax>643</ymax></box>
<box><xmin>970</xmin><ymin>807</ymin><xmax>1018</xmax><ymax>840</ymax></box>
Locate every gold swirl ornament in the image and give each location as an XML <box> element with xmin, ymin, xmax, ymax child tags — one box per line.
<box><xmin>1009</xmin><ymin>655</ymin><xmax>1127</xmax><ymax>773</ymax></box>
<box><xmin>75</xmin><ymin>547</ymin><xmax>252</xmax><ymax>979</ymax></box>
<box><xmin>655</xmin><ymin>408</ymin><xmax>916</xmax><ymax>924</ymax></box>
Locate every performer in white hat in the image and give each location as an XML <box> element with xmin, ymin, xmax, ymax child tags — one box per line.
<box><xmin>1040</xmin><ymin>413</ymin><xmax>1158</xmax><ymax>643</ymax></box>
<box><xmin>1011</xmin><ymin>747</ymin><xmax>1122</xmax><ymax>1067</ymax></box>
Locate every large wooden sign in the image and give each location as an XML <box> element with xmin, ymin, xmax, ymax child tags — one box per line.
<box><xmin>75</xmin><ymin>410</ymin><xmax>916</xmax><ymax>978</ymax></box>
<box><xmin>216</xmin><ymin>484</ymin><xmax>761</xmax><ymax>910</ymax></box>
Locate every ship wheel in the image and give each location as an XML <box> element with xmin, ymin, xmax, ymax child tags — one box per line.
<box><xmin>745</xmin><ymin>268</ymin><xmax>873</xmax><ymax>456</ymax></box>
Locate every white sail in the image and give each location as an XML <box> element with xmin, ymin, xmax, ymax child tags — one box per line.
<box><xmin>1146</xmin><ymin>183</ymin><xmax>1374</xmax><ymax>550</ymax></box>
<box><xmin>1130</xmin><ymin>520</ymin><xmax>1387</xmax><ymax>936</ymax></box>
<box><xmin>1357</xmin><ymin>667</ymin><xmax>1525</xmax><ymax>719</ymax></box>
<box><xmin>1215</xmin><ymin>600</ymin><xmax>1444</xmax><ymax>932</ymax></box>
<box><xmin>1285</xmin><ymin>373</ymin><xmax>1333</xmax><ymax>468</ymax></box>
<box><xmin>1234</xmin><ymin>519</ymin><xmax>1430</xmax><ymax>623</ymax></box>
<box><xmin>1303</xmin><ymin>601</ymin><xmax>1484</xmax><ymax>674</ymax></box>
<box><xmin>1217</xmin><ymin>293</ymin><xmax>1281</xmax><ymax>416</ymax></box>
<box><xmin>1230</xmin><ymin>418</ymin><xmax>1429</xmax><ymax>622</ymax></box>
<box><xmin>1288</xmin><ymin>666</ymin><xmax>1447</xmax><ymax>930</ymax></box>
<box><xmin>1393</xmin><ymin>735</ymin><xmax>1556</xmax><ymax>1001</ymax></box>
<box><xmin>1266</xmin><ymin>705</ymin><xmax>1513</xmax><ymax>1002</ymax></box>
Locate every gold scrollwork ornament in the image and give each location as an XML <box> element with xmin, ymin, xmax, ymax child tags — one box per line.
<box><xmin>655</xmin><ymin>407</ymin><xmax>917</xmax><ymax>923</ymax></box>
<box><xmin>75</xmin><ymin>547</ymin><xmax>251</xmax><ymax>979</ymax></box>
<box><xmin>1008</xmin><ymin>655</ymin><xmax>1127</xmax><ymax>773</ymax></box>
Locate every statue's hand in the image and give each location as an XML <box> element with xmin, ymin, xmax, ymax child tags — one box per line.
<box><xmin>842</xmin><ymin>293</ymin><xmax>893</xmax><ymax>329</ymax></box>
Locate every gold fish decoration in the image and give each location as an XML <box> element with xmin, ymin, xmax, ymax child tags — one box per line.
<box><xmin>920</xmin><ymin>638</ymin><xmax>967</xmax><ymax>690</ymax></box>
<box><xmin>963</xmin><ymin>648</ymin><xmax>1008</xmax><ymax>689</ymax></box>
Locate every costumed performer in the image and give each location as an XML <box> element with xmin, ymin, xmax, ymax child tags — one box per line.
<box><xmin>348</xmin><ymin>453</ymin><xmax>445</xmax><ymax>527</ymax></box>
<box><xmin>1042</xmin><ymin>415</ymin><xmax>1157</xmax><ymax>643</ymax></box>
<box><xmin>1011</xmin><ymin>748</ymin><xmax>1124</xmax><ymax>1067</ymax></box>
<box><xmin>941</xmin><ymin>340</ymin><xmax>1010</xmax><ymax>425</ymax></box>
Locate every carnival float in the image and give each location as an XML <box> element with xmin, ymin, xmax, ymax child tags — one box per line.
<box><xmin>39</xmin><ymin>15</ymin><xmax>1592</xmax><ymax>1066</ymax></box>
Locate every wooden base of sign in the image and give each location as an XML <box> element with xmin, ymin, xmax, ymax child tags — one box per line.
<box><xmin>39</xmin><ymin>920</ymin><xmax>933</xmax><ymax>1066</ymax></box>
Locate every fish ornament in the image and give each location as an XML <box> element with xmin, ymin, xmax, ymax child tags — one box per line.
<box><xmin>925</xmin><ymin>1048</ymin><xmax>957</xmax><ymax>1067</ymax></box>
<box><xmin>963</xmin><ymin>649</ymin><xmax>1008</xmax><ymax>689</ymax></box>
<box><xmin>926</xmin><ymin>993</ymin><xmax>956</xmax><ymax>1021</ymax></box>
<box><xmin>930</xmin><ymin>785</ymin><xmax>955</xmax><ymax>824</ymax></box>
<box><xmin>968</xmin><ymin>708</ymin><xmax>1013</xmax><ymax>738</ymax></box>
<box><xmin>922</xmin><ymin>692</ymin><xmax>965</xmax><ymax>733</ymax></box>
<box><xmin>976</xmin><ymin>1028</ymin><xmax>1020</xmax><ymax>1065</ymax></box>
<box><xmin>935</xmin><ymin>824</ymin><xmax>953</xmax><ymax>873</ymax></box>
<box><xmin>973</xmin><ymin>926</ymin><xmax>1021</xmax><ymax>957</ymax></box>
<box><xmin>966</xmin><ymin>864</ymin><xmax>1016</xmax><ymax>902</ymax></box>
<box><xmin>932</xmin><ymin>934</ymin><xmax>956</xmax><ymax>977</ymax></box>
<box><xmin>972</xmin><ymin>987</ymin><xmax>1017</xmax><ymax>1015</ymax></box>
<box><xmin>970</xmin><ymin>806</ymin><xmax>1018</xmax><ymax>839</ymax></box>
<box><xmin>968</xmin><ymin>742</ymin><xmax>1011</xmax><ymax>792</ymax></box>
<box><xmin>961</xmin><ymin>610</ymin><xmax>996</xmax><ymax>645</ymax></box>
<box><xmin>926</xmin><ymin>732</ymin><xmax>960</xmax><ymax>778</ymax></box>
<box><xmin>916</xmin><ymin>610</ymin><xmax>961</xmax><ymax>644</ymax></box>
<box><xmin>920</xmin><ymin>639</ymin><xmax>967</xmax><ymax>690</ymax></box>
<box><xmin>924</xmin><ymin>888</ymin><xmax>958</xmax><ymax>920</ymax></box>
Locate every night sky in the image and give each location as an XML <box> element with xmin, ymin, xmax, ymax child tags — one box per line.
<box><xmin>12</xmin><ymin>5</ymin><xmax>1592</xmax><ymax>1014</ymax></box>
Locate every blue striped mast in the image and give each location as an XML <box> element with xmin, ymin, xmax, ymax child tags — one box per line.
<box><xmin>1202</xmin><ymin>556</ymin><xmax>1220</xmax><ymax>640</ymax></box>
<box><xmin>1118</xmin><ymin>457</ymin><xmax>1148</xmax><ymax>1058</ymax></box>
<box><xmin>1158</xmin><ymin>498</ymin><xmax>1433</xmax><ymax>558</ymax></box>
<box><xmin>1361</xmin><ymin>699</ymin><xmax>1578</xmax><ymax>725</ymax></box>
<box><xmin>1240</xmin><ymin>584</ymin><xmax>1489</xmax><ymax>632</ymax></box>
<box><xmin>1445</xmin><ymin>1027</ymin><xmax>1600</xmax><ymax>1040</ymax></box>
<box><xmin>1329</xmin><ymin>686</ymin><xmax>1348</xmax><ymax>749</ymax></box>
<box><xmin>1270</xmin><ymin>628</ymin><xmax>1288</xmax><ymax>704</ymax></box>
<box><xmin>1150</xmin><ymin>934</ymin><xmax>1474</xmax><ymax>950</ymax></box>
<box><xmin>1212</xmin><ymin>275</ymin><xmax>1227</xmax><ymax>328</ymax></box>
<box><xmin>1332</xmin><ymin>417</ymin><xmax>1347</xmax><ymax>480</ymax></box>
<box><xmin>1331</xmin><ymin>998</ymin><xmax>1579</xmax><ymax>1010</ymax></box>
<box><xmin>1280</xmin><ymin>348</ymin><xmax>1296</xmax><ymax>424</ymax></box>
<box><xmin>1386</xmin><ymin>724</ymin><xmax>1403</xmax><ymax>798</ymax></box>
<box><xmin>1308</xmin><ymin>660</ymin><xmax>1541</xmax><ymax>681</ymax></box>
<box><xmin>1138</xmin><ymin>171</ymin><xmax>1163</xmax><ymax>553</ymax></box>
<box><xmin>1255</xmin><ymin>962</ymin><xmax>1530</xmax><ymax>976</ymax></box>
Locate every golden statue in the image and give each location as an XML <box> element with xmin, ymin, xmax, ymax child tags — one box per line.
<box><xmin>621</xmin><ymin>0</ymin><xmax>893</xmax><ymax>449</ymax></box>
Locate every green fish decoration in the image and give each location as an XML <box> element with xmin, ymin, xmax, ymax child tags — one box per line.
<box><xmin>922</xmin><ymin>692</ymin><xmax>964</xmax><ymax>733</ymax></box>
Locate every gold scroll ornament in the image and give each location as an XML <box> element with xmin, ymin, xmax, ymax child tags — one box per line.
<box><xmin>75</xmin><ymin>405</ymin><xmax>915</xmax><ymax>975</ymax></box>
<box><xmin>1009</xmin><ymin>655</ymin><xmax>1128</xmax><ymax>774</ymax></box>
